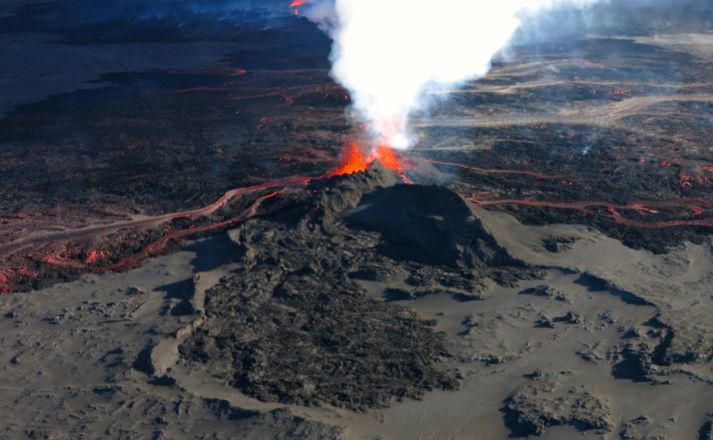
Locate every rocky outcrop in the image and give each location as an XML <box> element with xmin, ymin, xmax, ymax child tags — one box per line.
<box><xmin>502</xmin><ymin>371</ymin><xmax>611</xmax><ymax>437</ymax></box>
<box><xmin>182</xmin><ymin>165</ymin><xmax>524</xmax><ymax>410</ymax></box>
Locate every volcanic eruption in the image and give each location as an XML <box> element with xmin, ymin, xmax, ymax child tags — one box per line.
<box><xmin>329</xmin><ymin>143</ymin><xmax>409</xmax><ymax>177</ymax></box>
<box><xmin>2</xmin><ymin>0</ymin><xmax>713</xmax><ymax>294</ymax></box>
<box><xmin>3</xmin><ymin>1</ymin><xmax>713</xmax><ymax>438</ymax></box>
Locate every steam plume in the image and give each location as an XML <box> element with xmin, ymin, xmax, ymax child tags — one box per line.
<box><xmin>301</xmin><ymin>0</ymin><xmax>603</xmax><ymax>149</ymax></box>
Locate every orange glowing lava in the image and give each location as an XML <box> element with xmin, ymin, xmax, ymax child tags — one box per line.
<box><xmin>0</xmin><ymin>271</ymin><xmax>9</xmax><ymax>294</ymax></box>
<box><xmin>329</xmin><ymin>144</ymin><xmax>409</xmax><ymax>177</ymax></box>
<box><xmin>330</xmin><ymin>144</ymin><xmax>370</xmax><ymax>176</ymax></box>
<box><xmin>290</xmin><ymin>0</ymin><xmax>305</xmax><ymax>7</ymax></box>
<box><xmin>85</xmin><ymin>249</ymin><xmax>109</xmax><ymax>265</ymax></box>
<box><xmin>374</xmin><ymin>145</ymin><xmax>406</xmax><ymax>172</ymax></box>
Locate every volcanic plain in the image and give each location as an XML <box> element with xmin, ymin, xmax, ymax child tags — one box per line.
<box><xmin>1</xmin><ymin>2</ymin><xmax>712</xmax><ymax>439</ymax></box>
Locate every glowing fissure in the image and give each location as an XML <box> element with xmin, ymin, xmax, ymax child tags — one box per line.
<box><xmin>2</xmin><ymin>152</ymin><xmax>711</xmax><ymax>295</ymax></box>
<box><xmin>0</xmin><ymin>146</ymin><xmax>406</xmax><ymax>293</ymax></box>
<box><xmin>329</xmin><ymin>144</ymin><xmax>408</xmax><ymax>176</ymax></box>
<box><xmin>465</xmin><ymin>197</ymin><xmax>713</xmax><ymax>229</ymax></box>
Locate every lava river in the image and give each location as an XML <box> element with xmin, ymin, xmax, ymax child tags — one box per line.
<box><xmin>1</xmin><ymin>145</ymin><xmax>712</xmax><ymax>294</ymax></box>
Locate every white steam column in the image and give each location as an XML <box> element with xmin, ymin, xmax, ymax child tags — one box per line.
<box><xmin>301</xmin><ymin>0</ymin><xmax>602</xmax><ymax>149</ymax></box>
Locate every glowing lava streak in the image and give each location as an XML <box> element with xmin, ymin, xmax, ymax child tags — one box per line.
<box><xmin>95</xmin><ymin>192</ymin><xmax>281</xmax><ymax>273</ymax></box>
<box><xmin>0</xmin><ymin>147</ymin><xmax>409</xmax><ymax>294</ymax></box>
<box><xmin>0</xmin><ymin>178</ymin><xmax>311</xmax><ymax>294</ymax></box>
<box><xmin>290</xmin><ymin>0</ymin><xmax>306</xmax><ymax>14</ymax></box>
<box><xmin>465</xmin><ymin>197</ymin><xmax>713</xmax><ymax>229</ymax></box>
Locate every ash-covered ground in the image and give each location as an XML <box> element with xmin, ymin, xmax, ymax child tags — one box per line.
<box><xmin>1</xmin><ymin>1</ymin><xmax>713</xmax><ymax>439</ymax></box>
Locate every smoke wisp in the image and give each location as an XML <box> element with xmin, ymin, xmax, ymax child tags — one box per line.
<box><xmin>301</xmin><ymin>0</ymin><xmax>603</xmax><ymax>149</ymax></box>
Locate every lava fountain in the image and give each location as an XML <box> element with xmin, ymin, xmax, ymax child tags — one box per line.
<box><xmin>329</xmin><ymin>144</ymin><xmax>410</xmax><ymax>179</ymax></box>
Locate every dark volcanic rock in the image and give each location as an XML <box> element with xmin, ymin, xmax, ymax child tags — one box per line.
<box><xmin>611</xmin><ymin>310</ymin><xmax>713</xmax><ymax>382</ymax></box>
<box><xmin>657</xmin><ymin>309</ymin><xmax>713</xmax><ymax>365</ymax></box>
<box><xmin>553</xmin><ymin>311</ymin><xmax>582</xmax><ymax>325</ymax></box>
<box><xmin>519</xmin><ymin>285</ymin><xmax>569</xmax><ymax>302</ymax></box>
<box><xmin>612</xmin><ymin>344</ymin><xmax>658</xmax><ymax>382</ymax></box>
<box><xmin>133</xmin><ymin>343</ymin><xmax>157</xmax><ymax>376</ymax></box>
<box><xmin>542</xmin><ymin>236</ymin><xmax>578</xmax><ymax>253</ymax></box>
<box><xmin>181</xmin><ymin>269</ymin><xmax>457</xmax><ymax>410</ymax></box>
<box><xmin>346</xmin><ymin>183</ymin><xmax>520</xmax><ymax>268</ymax></box>
<box><xmin>179</xmin><ymin>165</ymin><xmax>487</xmax><ymax>410</ymax></box>
<box><xmin>502</xmin><ymin>371</ymin><xmax>611</xmax><ymax>437</ymax></box>
<box><xmin>620</xmin><ymin>416</ymin><xmax>670</xmax><ymax>440</ymax></box>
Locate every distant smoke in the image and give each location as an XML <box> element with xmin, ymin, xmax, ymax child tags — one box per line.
<box><xmin>515</xmin><ymin>0</ymin><xmax>713</xmax><ymax>42</ymax></box>
<box><xmin>300</xmin><ymin>0</ymin><xmax>605</xmax><ymax>149</ymax></box>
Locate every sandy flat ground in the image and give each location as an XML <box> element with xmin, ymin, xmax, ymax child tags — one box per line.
<box><xmin>1</xmin><ymin>195</ymin><xmax>711</xmax><ymax>439</ymax></box>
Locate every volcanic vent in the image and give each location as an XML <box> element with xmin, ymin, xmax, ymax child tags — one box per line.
<box><xmin>180</xmin><ymin>162</ymin><xmax>531</xmax><ymax>410</ymax></box>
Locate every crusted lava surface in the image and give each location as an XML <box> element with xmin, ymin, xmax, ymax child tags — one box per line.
<box><xmin>179</xmin><ymin>164</ymin><xmax>536</xmax><ymax>410</ymax></box>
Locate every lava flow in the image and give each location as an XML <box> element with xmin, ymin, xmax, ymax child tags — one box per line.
<box><xmin>0</xmin><ymin>178</ymin><xmax>311</xmax><ymax>294</ymax></box>
<box><xmin>2</xmin><ymin>138</ymin><xmax>713</xmax><ymax>295</ymax></box>
<box><xmin>0</xmin><ymin>145</ymin><xmax>410</xmax><ymax>294</ymax></box>
<box><xmin>465</xmin><ymin>196</ymin><xmax>713</xmax><ymax>229</ymax></box>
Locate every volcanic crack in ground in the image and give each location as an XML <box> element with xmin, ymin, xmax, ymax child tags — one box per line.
<box><xmin>4</xmin><ymin>31</ymin><xmax>713</xmax><ymax>293</ymax></box>
<box><xmin>0</xmin><ymin>144</ymin><xmax>415</xmax><ymax>293</ymax></box>
<box><xmin>2</xmin><ymin>142</ymin><xmax>713</xmax><ymax>294</ymax></box>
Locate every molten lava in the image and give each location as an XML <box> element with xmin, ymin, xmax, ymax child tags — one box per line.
<box><xmin>329</xmin><ymin>144</ymin><xmax>408</xmax><ymax>177</ymax></box>
<box><xmin>85</xmin><ymin>249</ymin><xmax>109</xmax><ymax>265</ymax></box>
<box><xmin>330</xmin><ymin>144</ymin><xmax>370</xmax><ymax>175</ymax></box>
<box><xmin>374</xmin><ymin>145</ymin><xmax>406</xmax><ymax>172</ymax></box>
<box><xmin>289</xmin><ymin>0</ymin><xmax>305</xmax><ymax>14</ymax></box>
<box><xmin>3</xmin><ymin>132</ymin><xmax>713</xmax><ymax>296</ymax></box>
